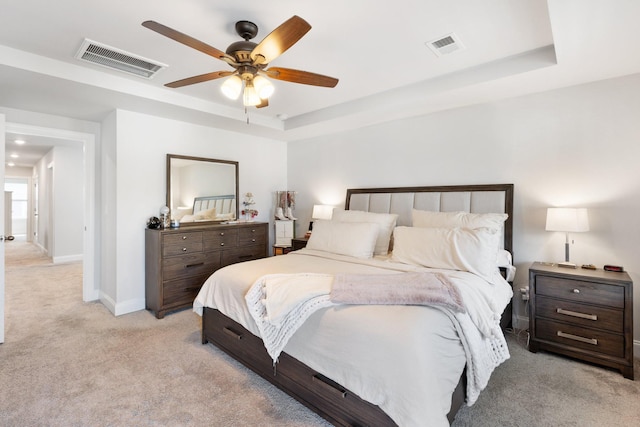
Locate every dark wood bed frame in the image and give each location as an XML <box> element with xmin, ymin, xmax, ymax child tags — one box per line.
<box><xmin>201</xmin><ymin>184</ymin><xmax>514</xmax><ymax>426</ymax></box>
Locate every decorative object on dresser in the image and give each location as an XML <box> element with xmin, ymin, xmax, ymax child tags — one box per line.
<box><xmin>528</xmin><ymin>262</ymin><xmax>634</xmax><ymax>379</ymax></box>
<box><xmin>545</xmin><ymin>208</ymin><xmax>590</xmax><ymax>268</ymax></box>
<box><xmin>145</xmin><ymin>222</ymin><xmax>268</xmax><ymax>319</ymax></box>
<box><xmin>241</xmin><ymin>192</ymin><xmax>258</xmax><ymax>221</ymax></box>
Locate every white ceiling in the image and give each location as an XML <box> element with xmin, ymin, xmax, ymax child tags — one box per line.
<box><xmin>2</xmin><ymin>1</ymin><xmax>640</xmax><ymax>166</ymax></box>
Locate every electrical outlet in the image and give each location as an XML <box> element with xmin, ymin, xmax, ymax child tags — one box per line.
<box><xmin>519</xmin><ymin>287</ymin><xmax>529</xmax><ymax>301</ymax></box>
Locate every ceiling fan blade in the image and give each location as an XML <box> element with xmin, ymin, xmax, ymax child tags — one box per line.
<box><xmin>256</xmin><ymin>98</ymin><xmax>269</xmax><ymax>108</ymax></box>
<box><xmin>142</xmin><ymin>20</ymin><xmax>235</xmax><ymax>64</ymax></box>
<box><xmin>250</xmin><ymin>16</ymin><xmax>311</xmax><ymax>65</ymax></box>
<box><xmin>165</xmin><ymin>71</ymin><xmax>234</xmax><ymax>88</ymax></box>
<box><xmin>265</xmin><ymin>67</ymin><xmax>338</xmax><ymax>88</ymax></box>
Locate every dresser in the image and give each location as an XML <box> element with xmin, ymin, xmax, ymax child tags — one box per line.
<box><xmin>528</xmin><ymin>262</ymin><xmax>634</xmax><ymax>379</ymax></box>
<box><xmin>145</xmin><ymin>222</ymin><xmax>268</xmax><ymax>319</ymax></box>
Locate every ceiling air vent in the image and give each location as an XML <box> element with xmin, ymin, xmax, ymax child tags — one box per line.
<box><xmin>75</xmin><ymin>38</ymin><xmax>167</xmax><ymax>79</ymax></box>
<box><xmin>425</xmin><ymin>33</ymin><xmax>465</xmax><ymax>57</ymax></box>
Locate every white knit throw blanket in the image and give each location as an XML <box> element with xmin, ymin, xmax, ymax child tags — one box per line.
<box><xmin>244</xmin><ymin>272</ymin><xmax>509</xmax><ymax>405</ymax></box>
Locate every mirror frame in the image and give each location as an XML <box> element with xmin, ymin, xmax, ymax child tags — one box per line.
<box><xmin>166</xmin><ymin>154</ymin><xmax>239</xmax><ymax>226</ymax></box>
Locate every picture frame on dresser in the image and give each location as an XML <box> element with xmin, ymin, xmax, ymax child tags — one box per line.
<box><xmin>528</xmin><ymin>262</ymin><xmax>634</xmax><ymax>379</ymax></box>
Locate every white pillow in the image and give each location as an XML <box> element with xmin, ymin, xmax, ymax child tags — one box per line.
<box><xmin>412</xmin><ymin>209</ymin><xmax>508</xmax><ymax>231</ymax></box>
<box><xmin>331</xmin><ymin>209</ymin><xmax>399</xmax><ymax>255</ymax></box>
<box><xmin>306</xmin><ymin>220</ymin><xmax>379</xmax><ymax>259</ymax></box>
<box><xmin>391</xmin><ymin>226</ymin><xmax>501</xmax><ymax>281</ymax></box>
<box><xmin>195</xmin><ymin>208</ymin><xmax>217</xmax><ymax>220</ymax></box>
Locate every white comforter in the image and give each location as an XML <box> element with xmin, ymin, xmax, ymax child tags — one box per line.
<box><xmin>193</xmin><ymin>249</ymin><xmax>513</xmax><ymax>427</ymax></box>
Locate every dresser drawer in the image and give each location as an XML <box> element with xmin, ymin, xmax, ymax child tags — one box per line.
<box><xmin>203</xmin><ymin>229</ymin><xmax>238</xmax><ymax>251</ymax></box>
<box><xmin>221</xmin><ymin>245</ymin><xmax>266</xmax><ymax>266</ymax></box>
<box><xmin>536</xmin><ymin>296</ymin><xmax>623</xmax><ymax>333</ymax></box>
<box><xmin>163</xmin><ymin>275</ymin><xmax>208</xmax><ymax>307</ymax></box>
<box><xmin>535</xmin><ymin>318</ymin><xmax>624</xmax><ymax>358</ymax></box>
<box><xmin>163</xmin><ymin>232</ymin><xmax>203</xmax><ymax>256</ymax></box>
<box><xmin>239</xmin><ymin>226</ymin><xmax>267</xmax><ymax>246</ymax></box>
<box><xmin>535</xmin><ymin>276</ymin><xmax>624</xmax><ymax>308</ymax></box>
<box><xmin>162</xmin><ymin>253</ymin><xmax>219</xmax><ymax>281</ymax></box>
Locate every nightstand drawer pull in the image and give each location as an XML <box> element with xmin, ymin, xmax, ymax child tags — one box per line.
<box><xmin>557</xmin><ymin>331</ymin><xmax>598</xmax><ymax>345</ymax></box>
<box><xmin>572</xmin><ymin>289</ymin><xmax>580</xmax><ymax>294</ymax></box>
<box><xmin>556</xmin><ymin>308</ymin><xmax>597</xmax><ymax>321</ymax></box>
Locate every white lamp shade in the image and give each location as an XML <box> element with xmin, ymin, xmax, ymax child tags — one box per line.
<box><xmin>312</xmin><ymin>204</ymin><xmax>333</xmax><ymax>220</ymax></box>
<box><xmin>545</xmin><ymin>208</ymin><xmax>589</xmax><ymax>232</ymax></box>
<box><xmin>242</xmin><ymin>83</ymin><xmax>261</xmax><ymax>106</ymax></box>
<box><xmin>221</xmin><ymin>75</ymin><xmax>242</xmax><ymax>100</ymax></box>
<box><xmin>252</xmin><ymin>75</ymin><xmax>274</xmax><ymax>99</ymax></box>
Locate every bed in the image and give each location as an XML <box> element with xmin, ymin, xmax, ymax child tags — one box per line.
<box><xmin>193</xmin><ymin>184</ymin><xmax>514</xmax><ymax>426</ymax></box>
<box><xmin>176</xmin><ymin>194</ymin><xmax>236</xmax><ymax>222</ymax></box>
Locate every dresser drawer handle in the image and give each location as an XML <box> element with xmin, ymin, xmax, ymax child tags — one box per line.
<box><xmin>556</xmin><ymin>308</ymin><xmax>597</xmax><ymax>321</ymax></box>
<box><xmin>185</xmin><ymin>262</ymin><xmax>204</xmax><ymax>268</ymax></box>
<box><xmin>557</xmin><ymin>331</ymin><xmax>598</xmax><ymax>346</ymax></box>
<box><xmin>220</xmin><ymin>232</ymin><xmax>225</xmax><ymax>236</ymax></box>
<box><xmin>572</xmin><ymin>289</ymin><xmax>580</xmax><ymax>294</ymax></box>
<box><xmin>223</xmin><ymin>327</ymin><xmax>243</xmax><ymax>340</ymax></box>
<box><xmin>251</xmin><ymin>238</ymin><xmax>256</xmax><ymax>242</ymax></box>
<box><xmin>220</xmin><ymin>242</ymin><xmax>224</xmax><ymax>246</ymax></box>
<box><xmin>182</xmin><ymin>247</ymin><xmax>187</xmax><ymax>252</ymax></box>
<box><xmin>312</xmin><ymin>374</ymin><xmax>348</xmax><ymax>398</ymax></box>
<box><xmin>182</xmin><ymin>236</ymin><xmax>187</xmax><ymax>240</ymax></box>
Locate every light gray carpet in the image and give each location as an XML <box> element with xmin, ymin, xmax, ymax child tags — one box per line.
<box><xmin>1</xmin><ymin>241</ymin><xmax>638</xmax><ymax>426</ymax></box>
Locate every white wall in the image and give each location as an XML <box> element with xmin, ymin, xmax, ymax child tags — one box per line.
<box><xmin>100</xmin><ymin>109</ymin><xmax>288</xmax><ymax>315</ymax></box>
<box><xmin>288</xmin><ymin>73</ymin><xmax>640</xmax><ymax>345</ymax></box>
<box><xmin>52</xmin><ymin>145</ymin><xmax>84</xmax><ymax>262</ymax></box>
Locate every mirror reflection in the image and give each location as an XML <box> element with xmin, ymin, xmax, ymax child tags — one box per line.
<box><xmin>167</xmin><ymin>154</ymin><xmax>239</xmax><ymax>224</ymax></box>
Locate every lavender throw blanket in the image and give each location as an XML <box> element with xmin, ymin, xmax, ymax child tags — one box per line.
<box><xmin>331</xmin><ymin>272</ymin><xmax>465</xmax><ymax>313</ymax></box>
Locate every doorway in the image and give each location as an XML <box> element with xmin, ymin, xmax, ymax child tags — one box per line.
<box><xmin>4</xmin><ymin>177</ymin><xmax>29</xmax><ymax>241</ymax></box>
<box><xmin>4</xmin><ymin>122</ymin><xmax>96</xmax><ymax>302</ymax></box>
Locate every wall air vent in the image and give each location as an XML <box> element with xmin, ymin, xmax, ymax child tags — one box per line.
<box><xmin>425</xmin><ymin>33</ymin><xmax>465</xmax><ymax>57</ymax></box>
<box><xmin>74</xmin><ymin>38</ymin><xmax>167</xmax><ymax>79</ymax></box>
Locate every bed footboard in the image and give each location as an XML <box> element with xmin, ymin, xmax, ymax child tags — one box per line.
<box><xmin>202</xmin><ymin>307</ymin><xmax>465</xmax><ymax>426</ymax></box>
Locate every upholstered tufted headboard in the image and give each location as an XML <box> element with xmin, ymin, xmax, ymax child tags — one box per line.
<box><xmin>345</xmin><ymin>184</ymin><xmax>514</xmax><ymax>256</ymax></box>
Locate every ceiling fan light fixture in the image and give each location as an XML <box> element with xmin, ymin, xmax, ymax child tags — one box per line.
<box><xmin>253</xmin><ymin>75</ymin><xmax>274</xmax><ymax>99</ymax></box>
<box><xmin>243</xmin><ymin>82</ymin><xmax>261</xmax><ymax>106</ymax></box>
<box><xmin>221</xmin><ymin>75</ymin><xmax>243</xmax><ymax>100</ymax></box>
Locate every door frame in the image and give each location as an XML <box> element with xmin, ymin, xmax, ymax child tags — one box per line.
<box><xmin>5</xmin><ymin>122</ymin><xmax>97</xmax><ymax>302</ymax></box>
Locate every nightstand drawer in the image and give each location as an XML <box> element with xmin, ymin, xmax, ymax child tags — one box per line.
<box><xmin>536</xmin><ymin>276</ymin><xmax>624</xmax><ymax>308</ymax></box>
<box><xmin>536</xmin><ymin>296</ymin><xmax>623</xmax><ymax>333</ymax></box>
<box><xmin>535</xmin><ymin>318</ymin><xmax>624</xmax><ymax>358</ymax></box>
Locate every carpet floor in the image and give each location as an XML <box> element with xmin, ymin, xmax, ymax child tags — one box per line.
<box><xmin>1</xmin><ymin>241</ymin><xmax>638</xmax><ymax>426</ymax></box>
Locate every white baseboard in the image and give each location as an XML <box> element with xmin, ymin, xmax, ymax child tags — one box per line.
<box><xmin>513</xmin><ymin>315</ymin><xmax>529</xmax><ymax>331</ymax></box>
<box><xmin>53</xmin><ymin>254</ymin><xmax>83</xmax><ymax>264</ymax></box>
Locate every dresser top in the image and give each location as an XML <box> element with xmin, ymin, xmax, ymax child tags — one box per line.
<box><xmin>530</xmin><ymin>261</ymin><xmax>632</xmax><ymax>284</ymax></box>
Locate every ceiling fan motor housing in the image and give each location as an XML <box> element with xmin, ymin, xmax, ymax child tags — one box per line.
<box><xmin>235</xmin><ymin>20</ymin><xmax>258</xmax><ymax>40</ymax></box>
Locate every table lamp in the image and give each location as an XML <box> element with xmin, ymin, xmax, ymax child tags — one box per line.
<box><xmin>545</xmin><ymin>207</ymin><xmax>589</xmax><ymax>268</ymax></box>
<box><xmin>307</xmin><ymin>204</ymin><xmax>333</xmax><ymax>236</ymax></box>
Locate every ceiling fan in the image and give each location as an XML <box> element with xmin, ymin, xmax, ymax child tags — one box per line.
<box><xmin>142</xmin><ymin>16</ymin><xmax>339</xmax><ymax>108</ymax></box>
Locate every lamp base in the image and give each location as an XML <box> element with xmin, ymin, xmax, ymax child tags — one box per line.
<box><xmin>557</xmin><ymin>262</ymin><xmax>577</xmax><ymax>269</ymax></box>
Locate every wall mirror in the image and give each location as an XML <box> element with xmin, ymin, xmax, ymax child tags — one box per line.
<box><xmin>166</xmin><ymin>154</ymin><xmax>239</xmax><ymax>225</ymax></box>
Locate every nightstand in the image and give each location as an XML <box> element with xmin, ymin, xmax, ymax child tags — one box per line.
<box><xmin>291</xmin><ymin>236</ymin><xmax>309</xmax><ymax>251</ymax></box>
<box><xmin>273</xmin><ymin>245</ymin><xmax>292</xmax><ymax>256</ymax></box>
<box><xmin>528</xmin><ymin>262</ymin><xmax>634</xmax><ymax>379</ymax></box>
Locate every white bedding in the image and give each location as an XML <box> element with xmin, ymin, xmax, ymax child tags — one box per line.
<box><xmin>193</xmin><ymin>248</ymin><xmax>513</xmax><ymax>427</ymax></box>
